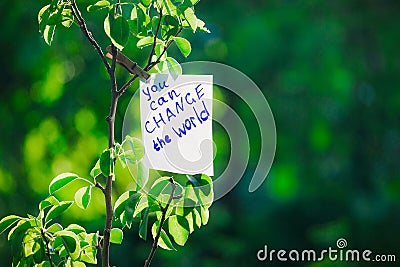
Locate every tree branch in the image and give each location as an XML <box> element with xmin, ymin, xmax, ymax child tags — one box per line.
<box><xmin>117</xmin><ymin>27</ymin><xmax>183</xmax><ymax>98</ymax></box>
<box><xmin>40</xmin><ymin>229</ymin><xmax>54</xmax><ymax>267</ymax></box>
<box><xmin>102</xmin><ymin>44</ymin><xmax>118</xmax><ymax>267</ymax></box>
<box><xmin>144</xmin><ymin>178</ymin><xmax>177</xmax><ymax>267</ymax></box>
<box><xmin>70</xmin><ymin>0</ymin><xmax>111</xmax><ymax>72</ymax></box>
<box><xmin>147</xmin><ymin>10</ymin><xmax>163</xmax><ymax>66</ymax></box>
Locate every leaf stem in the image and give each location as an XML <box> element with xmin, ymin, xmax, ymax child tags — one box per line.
<box><xmin>40</xmin><ymin>229</ymin><xmax>54</xmax><ymax>267</ymax></box>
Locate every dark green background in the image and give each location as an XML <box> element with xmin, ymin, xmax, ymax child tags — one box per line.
<box><xmin>1</xmin><ymin>0</ymin><xmax>399</xmax><ymax>266</ymax></box>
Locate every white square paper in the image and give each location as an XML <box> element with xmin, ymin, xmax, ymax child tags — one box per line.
<box><xmin>140</xmin><ymin>74</ymin><xmax>213</xmax><ymax>176</ymax></box>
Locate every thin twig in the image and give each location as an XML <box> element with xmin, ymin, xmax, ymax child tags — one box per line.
<box><xmin>147</xmin><ymin>10</ymin><xmax>163</xmax><ymax>66</ymax></box>
<box><xmin>95</xmin><ymin>182</ymin><xmax>106</xmax><ymax>194</ymax></box>
<box><xmin>144</xmin><ymin>27</ymin><xmax>183</xmax><ymax>71</ymax></box>
<box><xmin>144</xmin><ymin>178</ymin><xmax>177</xmax><ymax>267</ymax></box>
<box><xmin>70</xmin><ymin>0</ymin><xmax>111</xmax><ymax>72</ymax></box>
<box><xmin>117</xmin><ymin>74</ymin><xmax>138</xmax><ymax>98</ymax></box>
<box><xmin>117</xmin><ymin>27</ymin><xmax>183</xmax><ymax>98</ymax></box>
<box><xmin>40</xmin><ymin>229</ymin><xmax>54</xmax><ymax>267</ymax></box>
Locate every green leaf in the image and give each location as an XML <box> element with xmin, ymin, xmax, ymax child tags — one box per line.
<box><xmin>38</xmin><ymin>5</ymin><xmax>51</xmax><ymax>33</ymax></box>
<box><xmin>154</xmin><ymin>43</ymin><xmax>166</xmax><ymax>60</ymax></box>
<box><xmin>49</xmin><ymin>172</ymin><xmax>79</xmax><ymax>194</ymax></box>
<box><xmin>168</xmin><ymin>215</ymin><xmax>189</xmax><ymax>246</ymax></box>
<box><xmin>47</xmin><ymin>223</ymin><xmax>63</xmax><ymax>234</ymax></box>
<box><xmin>47</xmin><ymin>4</ymin><xmax>64</xmax><ymax>26</ymax></box>
<box><xmin>196</xmin><ymin>18</ymin><xmax>210</xmax><ymax>33</ymax></box>
<box><xmin>112</xmin><ymin>194</ymin><xmax>124</xmax><ymax>220</ymax></box>
<box><xmin>137</xmin><ymin>36</ymin><xmax>154</xmax><ymax>48</ymax></box>
<box><xmin>8</xmin><ymin>219</ymin><xmax>30</xmax><ymax>241</ymax></box>
<box><xmin>65</xmin><ymin>224</ymin><xmax>86</xmax><ymax>235</ymax></box>
<box><xmin>81</xmin><ymin>233</ymin><xmax>98</xmax><ymax>264</ymax></box>
<box><xmin>105</xmin><ymin>14</ymin><xmax>130</xmax><ymax>50</ymax></box>
<box><xmin>55</xmin><ymin>230</ymin><xmax>80</xmax><ymax>260</ymax></box>
<box><xmin>173</xmin><ymin>37</ymin><xmax>191</xmax><ymax>57</ymax></box>
<box><xmin>166</xmin><ymin>57</ymin><xmax>182</xmax><ymax>76</ymax></box>
<box><xmin>33</xmin><ymin>241</ymin><xmax>46</xmax><ymax>264</ymax></box>
<box><xmin>80</xmin><ymin>241</ymin><xmax>98</xmax><ymax>265</ymax></box>
<box><xmin>99</xmin><ymin>149</ymin><xmax>112</xmax><ymax>177</ymax></box>
<box><xmin>39</xmin><ymin>196</ymin><xmax>60</xmax><ymax>211</ymax></box>
<box><xmin>61</xmin><ymin>8</ymin><xmax>74</xmax><ymax>28</ymax></box>
<box><xmin>110</xmin><ymin>228</ymin><xmax>123</xmax><ymax>244</ymax></box>
<box><xmin>124</xmin><ymin>192</ymin><xmax>141</xmax><ymax>226</ymax></box>
<box><xmin>136</xmin><ymin>161</ymin><xmax>149</xmax><ymax>190</ymax></box>
<box><xmin>200</xmin><ymin>206</ymin><xmax>209</xmax><ymax>225</ymax></box>
<box><xmin>37</xmin><ymin>261</ymin><xmax>51</xmax><ymax>267</ymax></box>
<box><xmin>74</xmin><ymin>186</ymin><xmax>92</xmax><ymax>209</ymax></box>
<box><xmin>45</xmin><ymin>201</ymin><xmax>73</xmax><ymax>223</ymax></box>
<box><xmin>151</xmin><ymin>221</ymin><xmax>176</xmax><ymax>250</ymax></box>
<box><xmin>197</xmin><ymin>174</ymin><xmax>214</xmax><ymax>209</ymax></box>
<box><xmin>113</xmin><ymin>191</ymin><xmax>131</xmax><ymax>220</ymax></box>
<box><xmin>87</xmin><ymin>0</ymin><xmax>111</xmax><ymax>12</ymax></box>
<box><xmin>0</xmin><ymin>215</ymin><xmax>22</xmax><ymax>235</ymax></box>
<box><xmin>122</xmin><ymin>136</ymin><xmax>145</xmax><ymax>163</ymax></box>
<box><xmin>43</xmin><ymin>25</ymin><xmax>56</xmax><ymax>45</ymax></box>
<box><xmin>141</xmin><ymin>0</ymin><xmax>152</xmax><ymax>7</ymax></box>
<box><xmin>148</xmin><ymin>176</ymin><xmax>171</xmax><ymax>200</ymax></box>
<box><xmin>192</xmin><ymin>206</ymin><xmax>202</xmax><ymax>228</ymax></box>
<box><xmin>155</xmin><ymin>59</ymin><xmax>168</xmax><ymax>73</ymax></box>
<box><xmin>133</xmin><ymin>195</ymin><xmax>149</xmax><ymax>217</ymax></box>
<box><xmin>139</xmin><ymin>207</ymin><xmax>149</xmax><ymax>240</ymax></box>
<box><xmin>70</xmin><ymin>262</ymin><xmax>85</xmax><ymax>267</ymax></box>
<box><xmin>183</xmin><ymin>8</ymin><xmax>197</xmax><ymax>32</ymax></box>
<box><xmin>90</xmin><ymin>160</ymin><xmax>101</xmax><ymax>178</ymax></box>
<box><xmin>155</xmin><ymin>0</ymin><xmax>177</xmax><ymax>15</ymax></box>
<box><xmin>24</xmin><ymin>234</ymin><xmax>42</xmax><ymax>257</ymax></box>
<box><xmin>135</xmin><ymin>4</ymin><xmax>148</xmax><ymax>35</ymax></box>
<box><xmin>163</xmin><ymin>15</ymin><xmax>179</xmax><ymax>28</ymax></box>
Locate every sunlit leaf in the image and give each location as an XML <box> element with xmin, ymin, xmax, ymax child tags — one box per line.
<box><xmin>87</xmin><ymin>0</ymin><xmax>111</xmax><ymax>12</ymax></box>
<box><xmin>173</xmin><ymin>37</ymin><xmax>191</xmax><ymax>57</ymax></box>
<box><xmin>74</xmin><ymin>186</ymin><xmax>92</xmax><ymax>209</ymax></box>
<box><xmin>139</xmin><ymin>207</ymin><xmax>149</xmax><ymax>240</ymax></box>
<box><xmin>55</xmin><ymin>230</ymin><xmax>80</xmax><ymax>260</ymax></box>
<box><xmin>166</xmin><ymin>57</ymin><xmax>182</xmax><ymax>77</ymax></box>
<box><xmin>49</xmin><ymin>173</ymin><xmax>79</xmax><ymax>194</ymax></box>
<box><xmin>168</xmin><ymin>215</ymin><xmax>189</xmax><ymax>246</ymax></box>
<box><xmin>90</xmin><ymin>160</ymin><xmax>101</xmax><ymax>178</ymax></box>
<box><xmin>141</xmin><ymin>0</ymin><xmax>152</xmax><ymax>7</ymax></box>
<box><xmin>104</xmin><ymin>14</ymin><xmax>130</xmax><ymax>50</ymax></box>
<box><xmin>47</xmin><ymin>223</ymin><xmax>63</xmax><ymax>234</ymax></box>
<box><xmin>183</xmin><ymin>8</ymin><xmax>197</xmax><ymax>32</ymax></box>
<box><xmin>151</xmin><ymin>221</ymin><xmax>176</xmax><ymax>250</ymax></box>
<box><xmin>8</xmin><ymin>219</ymin><xmax>30</xmax><ymax>241</ymax></box>
<box><xmin>0</xmin><ymin>215</ymin><xmax>22</xmax><ymax>236</ymax></box>
<box><xmin>100</xmin><ymin>149</ymin><xmax>112</xmax><ymax>177</ymax></box>
<box><xmin>137</xmin><ymin>36</ymin><xmax>154</xmax><ymax>48</ymax></box>
<box><xmin>45</xmin><ymin>201</ymin><xmax>73</xmax><ymax>223</ymax></box>
<box><xmin>110</xmin><ymin>228</ymin><xmax>123</xmax><ymax>244</ymax></box>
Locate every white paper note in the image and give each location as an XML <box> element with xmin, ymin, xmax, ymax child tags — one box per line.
<box><xmin>140</xmin><ymin>74</ymin><xmax>213</xmax><ymax>176</ymax></box>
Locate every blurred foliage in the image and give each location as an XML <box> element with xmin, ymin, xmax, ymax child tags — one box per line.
<box><xmin>1</xmin><ymin>0</ymin><xmax>399</xmax><ymax>266</ymax></box>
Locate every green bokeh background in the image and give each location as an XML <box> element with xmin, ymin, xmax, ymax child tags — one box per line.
<box><xmin>1</xmin><ymin>0</ymin><xmax>399</xmax><ymax>266</ymax></box>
